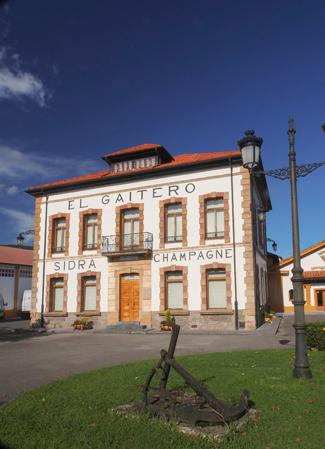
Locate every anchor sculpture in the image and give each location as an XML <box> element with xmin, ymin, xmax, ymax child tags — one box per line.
<box><xmin>143</xmin><ymin>319</ymin><xmax>249</xmax><ymax>426</ymax></box>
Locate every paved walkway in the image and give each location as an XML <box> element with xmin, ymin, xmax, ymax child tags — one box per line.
<box><xmin>0</xmin><ymin>313</ymin><xmax>323</xmax><ymax>405</ymax></box>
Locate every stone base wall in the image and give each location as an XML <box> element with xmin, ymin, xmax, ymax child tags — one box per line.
<box><xmin>33</xmin><ymin>312</ymin><xmax>108</xmax><ymax>329</ymax></box>
<box><xmin>151</xmin><ymin>310</ymin><xmax>246</xmax><ymax>331</ymax></box>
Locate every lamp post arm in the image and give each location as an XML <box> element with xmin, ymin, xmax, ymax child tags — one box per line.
<box><xmin>256</xmin><ymin>160</ymin><xmax>325</xmax><ymax>180</ymax></box>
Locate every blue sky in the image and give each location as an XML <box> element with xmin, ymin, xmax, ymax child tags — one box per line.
<box><xmin>0</xmin><ymin>0</ymin><xmax>324</xmax><ymax>257</ymax></box>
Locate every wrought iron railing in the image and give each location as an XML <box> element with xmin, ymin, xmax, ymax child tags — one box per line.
<box><xmin>102</xmin><ymin>232</ymin><xmax>153</xmax><ymax>254</ymax></box>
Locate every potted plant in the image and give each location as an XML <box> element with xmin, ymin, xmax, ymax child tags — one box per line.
<box><xmin>72</xmin><ymin>318</ymin><xmax>93</xmax><ymax>331</ymax></box>
<box><xmin>160</xmin><ymin>309</ymin><xmax>173</xmax><ymax>331</ymax></box>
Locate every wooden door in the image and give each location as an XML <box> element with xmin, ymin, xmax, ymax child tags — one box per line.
<box><xmin>120</xmin><ymin>273</ymin><xmax>140</xmax><ymax>321</ymax></box>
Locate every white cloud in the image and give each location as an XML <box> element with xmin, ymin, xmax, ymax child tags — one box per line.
<box><xmin>0</xmin><ymin>145</ymin><xmax>103</xmax><ymax>182</ymax></box>
<box><xmin>0</xmin><ymin>46</ymin><xmax>50</xmax><ymax>107</ymax></box>
<box><xmin>0</xmin><ymin>207</ymin><xmax>34</xmax><ymax>232</ymax></box>
<box><xmin>0</xmin><ymin>183</ymin><xmax>19</xmax><ymax>195</ymax></box>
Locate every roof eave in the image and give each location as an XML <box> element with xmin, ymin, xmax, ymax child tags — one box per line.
<box><xmin>26</xmin><ymin>153</ymin><xmax>242</xmax><ymax>197</ymax></box>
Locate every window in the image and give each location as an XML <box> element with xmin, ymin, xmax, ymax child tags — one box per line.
<box><xmin>289</xmin><ymin>289</ymin><xmax>294</xmax><ymax>301</ymax></box>
<box><xmin>52</xmin><ymin>218</ymin><xmax>66</xmax><ymax>253</ymax></box>
<box><xmin>81</xmin><ymin>276</ymin><xmax>97</xmax><ymax>311</ymax></box>
<box><xmin>205</xmin><ymin>198</ymin><xmax>224</xmax><ymax>239</ymax></box>
<box><xmin>316</xmin><ymin>290</ymin><xmax>325</xmax><ymax>308</ymax></box>
<box><xmin>0</xmin><ymin>268</ymin><xmax>15</xmax><ymax>277</ymax></box>
<box><xmin>206</xmin><ymin>269</ymin><xmax>227</xmax><ymax>308</ymax></box>
<box><xmin>121</xmin><ymin>208</ymin><xmax>139</xmax><ymax>247</ymax></box>
<box><xmin>83</xmin><ymin>214</ymin><xmax>98</xmax><ymax>250</ymax></box>
<box><xmin>111</xmin><ymin>156</ymin><xmax>159</xmax><ymax>173</ymax></box>
<box><xmin>20</xmin><ymin>269</ymin><xmax>32</xmax><ymax>278</ymax></box>
<box><xmin>50</xmin><ymin>278</ymin><xmax>64</xmax><ymax>312</ymax></box>
<box><xmin>166</xmin><ymin>271</ymin><xmax>183</xmax><ymax>309</ymax></box>
<box><xmin>165</xmin><ymin>203</ymin><xmax>182</xmax><ymax>243</ymax></box>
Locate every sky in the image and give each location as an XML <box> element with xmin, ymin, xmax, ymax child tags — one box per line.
<box><xmin>0</xmin><ymin>0</ymin><xmax>324</xmax><ymax>257</ymax></box>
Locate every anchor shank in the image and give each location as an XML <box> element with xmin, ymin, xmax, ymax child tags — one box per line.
<box><xmin>162</xmin><ymin>352</ymin><xmax>229</xmax><ymax>416</ymax></box>
<box><xmin>159</xmin><ymin>321</ymin><xmax>180</xmax><ymax>395</ymax></box>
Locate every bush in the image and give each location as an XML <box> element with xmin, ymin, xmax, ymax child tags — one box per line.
<box><xmin>306</xmin><ymin>322</ymin><xmax>325</xmax><ymax>351</ymax></box>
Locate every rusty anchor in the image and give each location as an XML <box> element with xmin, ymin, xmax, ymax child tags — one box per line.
<box><xmin>143</xmin><ymin>319</ymin><xmax>249</xmax><ymax>426</ymax></box>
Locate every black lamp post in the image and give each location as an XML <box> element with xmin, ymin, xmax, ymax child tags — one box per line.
<box><xmin>238</xmin><ymin>118</ymin><xmax>325</xmax><ymax>379</ymax></box>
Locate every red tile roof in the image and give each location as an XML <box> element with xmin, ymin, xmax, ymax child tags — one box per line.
<box><xmin>26</xmin><ymin>149</ymin><xmax>240</xmax><ymax>194</ymax></box>
<box><xmin>304</xmin><ymin>271</ymin><xmax>325</xmax><ymax>280</ymax></box>
<box><xmin>102</xmin><ymin>143</ymin><xmax>164</xmax><ymax>159</ymax></box>
<box><xmin>0</xmin><ymin>246</ymin><xmax>33</xmax><ymax>266</ymax></box>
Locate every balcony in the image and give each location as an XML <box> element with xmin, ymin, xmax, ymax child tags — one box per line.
<box><xmin>102</xmin><ymin>232</ymin><xmax>153</xmax><ymax>258</ymax></box>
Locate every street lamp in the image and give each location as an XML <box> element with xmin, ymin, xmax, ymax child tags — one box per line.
<box><xmin>267</xmin><ymin>238</ymin><xmax>278</xmax><ymax>253</ymax></box>
<box><xmin>16</xmin><ymin>233</ymin><xmax>25</xmax><ymax>247</ymax></box>
<box><xmin>238</xmin><ymin>130</ymin><xmax>263</xmax><ymax>170</ymax></box>
<box><xmin>238</xmin><ymin>118</ymin><xmax>325</xmax><ymax>379</ymax></box>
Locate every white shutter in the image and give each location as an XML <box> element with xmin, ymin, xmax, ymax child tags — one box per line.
<box><xmin>206</xmin><ymin>210</ymin><xmax>215</xmax><ymax>234</ymax></box>
<box><xmin>176</xmin><ymin>215</ymin><xmax>182</xmax><ymax>239</ymax></box>
<box><xmin>85</xmin><ymin>285</ymin><xmax>96</xmax><ymax>310</ymax></box>
<box><xmin>167</xmin><ymin>215</ymin><xmax>175</xmax><ymax>241</ymax></box>
<box><xmin>167</xmin><ymin>282</ymin><xmax>183</xmax><ymax>308</ymax></box>
<box><xmin>216</xmin><ymin>210</ymin><xmax>224</xmax><ymax>236</ymax></box>
<box><xmin>208</xmin><ymin>280</ymin><xmax>227</xmax><ymax>308</ymax></box>
<box><xmin>86</xmin><ymin>226</ymin><xmax>93</xmax><ymax>245</ymax></box>
<box><xmin>54</xmin><ymin>287</ymin><xmax>64</xmax><ymax>311</ymax></box>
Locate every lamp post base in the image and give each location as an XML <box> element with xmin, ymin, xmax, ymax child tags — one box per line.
<box><xmin>293</xmin><ymin>366</ymin><xmax>313</xmax><ymax>379</ymax></box>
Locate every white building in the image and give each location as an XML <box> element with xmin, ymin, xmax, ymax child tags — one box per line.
<box><xmin>269</xmin><ymin>240</ymin><xmax>325</xmax><ymax>313</ymax></box>
<box><xmin>26</xmin><ymin>142</ymin><xmax>271</xmax><ymax>330</ymax></box>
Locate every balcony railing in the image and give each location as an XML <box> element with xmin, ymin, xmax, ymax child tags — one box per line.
<box><xmin>102</xmin><ymin>232</ymin><xmax>153</xmax><ymax>256</ymax></box>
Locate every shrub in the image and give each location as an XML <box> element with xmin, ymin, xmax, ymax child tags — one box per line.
<box><xmin>164</xmin><ymin>309</ymin><xmax>172</xmax><ymax>324</ymax></box>
<box><xmin>306</xmin><ymin>322</ymin><xmax>325</xmax><ymax>351</ymax></box>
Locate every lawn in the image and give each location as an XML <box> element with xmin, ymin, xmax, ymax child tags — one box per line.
<box><xmin>0</xmin><ymin>349</ymin><xmax>324</xmax><ymax>449</ymax></box>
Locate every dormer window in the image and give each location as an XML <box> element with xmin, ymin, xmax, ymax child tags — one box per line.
<box><xmin>102</xmin><ymin>144</ymin><xmax>174</xmax><ymax>173</ymax></box>
<box><xmin>111</xmin><ymin>155</ymin><xmax>160</xmax><ymax>173</ymax></box>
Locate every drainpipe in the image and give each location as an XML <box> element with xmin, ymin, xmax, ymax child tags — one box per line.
<box><xmin>40</xmin><ymin>193</ymin><xmax>49</xmax><ymax>327</ymax></box>
<box><xmin>229</xmin><ymin>158</ymin><xmax>239</xmax><ymax>330</ymax></box>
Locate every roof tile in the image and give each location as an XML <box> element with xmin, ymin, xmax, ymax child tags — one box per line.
<box><xmin>0</xmin><ymin>246</ymin><xmax>33</xmax><ymax>266</ymax></box>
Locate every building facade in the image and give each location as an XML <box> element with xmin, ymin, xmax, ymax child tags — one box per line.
<box><xmin>269</xmin><ymin>240</ymin><xmax>325</xmax><ymax>313</ymax></box>
<box><xmin>0</xmin><ymin>245</ymin><xmax>33</xmax><ymax>319</ymax></box>
<box><xmin>26</xmin><ymin>143</ymin><xmax>271</xmax><ymax>330</ymax></box>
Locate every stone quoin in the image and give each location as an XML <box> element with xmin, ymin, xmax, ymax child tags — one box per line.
<box><xmin>26</xmin><ymin>143</ymin><xmax>272</xmax><ymax>330</ymax></box>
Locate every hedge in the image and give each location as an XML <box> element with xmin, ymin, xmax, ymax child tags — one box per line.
<box><xmin>306</xmin><ymin>321</ymin><xmax>325</xmax><ymax>351</ymax></box>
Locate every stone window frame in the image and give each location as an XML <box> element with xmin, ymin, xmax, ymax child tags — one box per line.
<box><xmin>159</xmin><ymin>265</ymin><xmax>188</xmax><ymax>314</ymax></box>
<box><xmin>159</xmin><ymin>197</ymin><xmax>187</xmax><ymax>248</ymax></box>
<box><xmin>77</xmin><ymin>271</ymin><xmax>101</xmax><ymax>316</ymax></box>
<box><xmin>200</xmin><ymin>262</ymin><xmax>232</xmax><ymax>314</ymax></box>
<box><xmin>78</xmin><ymin>209</ymin><xmax>102</xmax><ymax>255</ymax></box>
<box><xmin>47</xmin><ymin>213</ymin><xmax>70</xmax><ymax>257</ymax></box>
<box><xmin>199</xmin><ymin>193</ymin><xmax>230</xmax><ymax>246</ymax></box>
<box><xmin>44</xmin><ymin>273</ymin><xmax>68</xmax><ymax>317</ymax></box>
<box><xmin>115</xmin><ymin>203</ymin><xmax>144</xmax><ymax>247</ymax></box>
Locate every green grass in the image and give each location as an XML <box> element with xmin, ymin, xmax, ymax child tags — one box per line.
<box><xmin>0</xmin><ymin>349</ymin><xmax>324</xmax><ymax>449</ymax></box>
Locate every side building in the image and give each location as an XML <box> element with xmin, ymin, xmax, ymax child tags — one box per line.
<box><xmin>269</xmin><ymin>240</ymin><xmax>325</xmax><ymax>313</ymax></box>
<box><xmin>26</xmin><ymin>142</ymin><xmax>271</xmax><ymax>330</ymax></box>
<box><xmin>0</xmin><ymin>245</ymin><xmax>33</xmax><ymax>319</ymax></box>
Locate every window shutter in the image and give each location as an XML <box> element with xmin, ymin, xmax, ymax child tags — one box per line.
<box><xmin>208</xmin><ymin>280</ymin><xmax>227</xmax><ymax>308</ymax></box>
<box><xmin>167</xmin><ymin>282</ymin><xmax>183</xmax><ymax>308</ymax></box>
<box><xmin>54</xmin><ymin>287</ymin><xmax>64</xmax><ymax>311</ymax></box>
<box><xmin>85</xmin><ymin>285</ymin><xmax>97</xmax><ymax>310</ymax></box>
